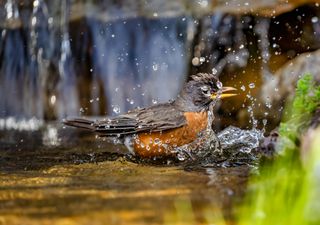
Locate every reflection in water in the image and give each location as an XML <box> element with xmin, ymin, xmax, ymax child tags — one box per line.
<box><xmin>0</xmin><ymin>124</ymin><xmax>249</xmax><ymax>225</ymax></box>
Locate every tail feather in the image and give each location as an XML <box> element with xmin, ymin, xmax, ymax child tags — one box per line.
<box><xmin>63</xmin><ymin>118</ymin><xmax>95</xmax><ymax>131</ymax></box>
<box><xmin>63</xmin><ymin>118</ymin><xmax>138</xmax><ymax>136</ymax></box>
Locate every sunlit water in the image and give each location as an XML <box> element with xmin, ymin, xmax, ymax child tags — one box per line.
<box><xmin>0</xmin><ymin>121</ymin><xmax>264</xmax><ymax>224</ymax></box>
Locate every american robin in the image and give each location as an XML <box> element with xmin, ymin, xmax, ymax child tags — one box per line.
<box><xmin>64</xmin><ymin>73</ymin><xmax>237</xmax><ymax>159</ymax></box>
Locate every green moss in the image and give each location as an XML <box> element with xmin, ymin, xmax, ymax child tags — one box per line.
<box><xmin>278</xmin><ymin>74</ymin><xmax>320</xmax><ymax>153</ymax></box>
<box><xmin>238</xmin><ymin>74</ymin><xmax>320</xmax><ymax>225</ymax></box>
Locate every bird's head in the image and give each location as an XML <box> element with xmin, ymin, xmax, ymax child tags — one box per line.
<box><xmin>175</xmin><ymin>73</ymin><xmax>237</xmax><ymax>111</ymax></box>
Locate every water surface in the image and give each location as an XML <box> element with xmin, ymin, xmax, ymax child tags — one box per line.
<box><xmin>0</xmin><ymin>123</ymin><xmax>250</xmax><ymax>225</ymax></box>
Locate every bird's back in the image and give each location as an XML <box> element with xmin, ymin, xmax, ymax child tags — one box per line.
<box><xmin>64</xmin><ymin>102</ymin><xmax>187</xmax><ymax>136</ymax></box>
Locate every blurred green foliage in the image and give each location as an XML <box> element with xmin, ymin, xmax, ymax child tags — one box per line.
<box><xmin>279</xmin><ymin>74</ymin><xmax>320</xmax><ymax>150</ymax></box>
<box><xmin>238</xmin><ymin>73</ymin><xmax>320</xmax><ymax>225</ymax></box>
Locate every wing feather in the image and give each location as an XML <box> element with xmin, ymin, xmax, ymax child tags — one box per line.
<box><xmin>64</xmin><ymin>103</ymin><xmax>187</xmax><ymax>136</ymax></box>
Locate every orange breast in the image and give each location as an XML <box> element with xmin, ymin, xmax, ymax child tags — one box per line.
<box><xmin>133</xmin><ymin>111</ymin><xmax>208</xmax><ymax>158</ymax></box>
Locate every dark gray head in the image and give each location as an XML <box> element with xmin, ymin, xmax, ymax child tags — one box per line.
<box><xmin>174</xmin><ymin>73</ymin><xmax>237</xmax><ymax>112</ymax></box>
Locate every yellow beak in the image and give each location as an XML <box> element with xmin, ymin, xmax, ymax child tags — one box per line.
<box><xmin>211</xmin><ymin>86</ymin><xmax>237</xmax><ymax>100</ymax></box>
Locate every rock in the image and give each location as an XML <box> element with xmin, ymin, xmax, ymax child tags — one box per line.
<box><xmin>212</xmin><ymin>0</ymin><xmax>318</xmax><ymax>17</ymax></box>
<box><xmin>254</xmin><ymin>49</ymin><xmax>320</xmax><ymax>130</ymax></box>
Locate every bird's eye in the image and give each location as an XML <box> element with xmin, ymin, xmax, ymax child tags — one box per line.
<box><xmin>201</xmin><ymin>86</ymin><xmax>210</xmax><ymax>95</ymax></box>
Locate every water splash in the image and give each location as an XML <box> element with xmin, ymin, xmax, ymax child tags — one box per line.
<box><xmin>246</xmin><ymin>91</ymin><xmax>258</xmax><ymax>129</ymax></box>
<box><xmin>169</xmin><ymin>125</ymin><xmax>264</xmax><ymax>167</ymax></box>
<box><xmin>218</xmin><ymin>126</ymin><xmax>264</xmax><ymax>155</ymax></box>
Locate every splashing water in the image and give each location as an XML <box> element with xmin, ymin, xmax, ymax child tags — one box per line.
<box><xmin>246</xmin><ymin>91</ymin><xmax>258</xmax><ymax>129</ymax></box>
<box><xmin>218</xmin><ymin>126</ymin><xmax>264</xmax><ymax>155</ymax></box>
<box><xmin>160</xmin><ymin>103</ymin><xmax>263</xmax><ymax>164</ymax></box>
<box><xmin>173</xmin><ymin>125</ymin><xmax>263</xmax><ymax>165</ymax></box>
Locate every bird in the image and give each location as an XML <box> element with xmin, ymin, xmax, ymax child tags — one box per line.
<box><xmin>64</xmin><ymin>73</ymin><xmax>237</xmax><ymax>159</ymax></box>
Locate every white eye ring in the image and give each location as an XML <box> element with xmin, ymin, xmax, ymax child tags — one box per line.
<box><xmin>216</xmin><ymin>81</ymin><xmax>222</xmax><ymax>89</ymax></box>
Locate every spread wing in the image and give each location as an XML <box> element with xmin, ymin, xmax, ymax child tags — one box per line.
<box><xmin>64</xmin><ymin>103</ymin><xmax>187</xmax><ymax>136</ymax></box>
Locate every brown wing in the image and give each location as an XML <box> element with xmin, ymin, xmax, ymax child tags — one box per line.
<box><xmin>64</xmin><ymin>103</ymin><xmax>187</xmax><ymax>136</ymax></box>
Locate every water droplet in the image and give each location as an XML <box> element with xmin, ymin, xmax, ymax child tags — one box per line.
<box><xmin>177</xmin><ymin>152</ymin><xmax>186</xmax><ymax>161</ymax></box>
<box><xmin>240</xmin><ymin>85</ymin><xmax>246</xmax><ymax>91</ymax></box>
<box><xmin>249</xmin><ymin>83</ymin><xmax>255</xmax><ymax>89</ymax></box>
<box><xmin>112</xmin><ymin>105</ymin><xmax>120</xmax><ymax>114</ymax></box>
<box><xmin>50</xmin><ymin>95</ymin><xmax>56</xmax><ymax>105</ymax></box>
<box><xmin>212</xmin><ymin>68</ymin><xmax>218</xmax><ymax>75</ymax></box>
<box><xmin>154</xmin><ymin>138</ymin><xmax>161</xmax><ymax>145</ymax></box>
<box><xmin>192</xmin><ymin>57</ymin><xmax>200</xmax><ymax>66</ymax></box>
<box><xmin>265</xmin><ymin>101</ymin><xmax>272</xmax><ymax>109</ymax></box>
<box><xmin>262</xmin><ymin>119</ymin><xmax>267</xmax><ymax>126</ymax></box>
<box><xmin>198</xmin><ymin>0</ymin><xmax>208</xmax><ymax>7</ymax></box>
<box><xmin>152</xmin><ymin>99</ymin><xmax>158</xmax><ymax>104</ymax></box>
<box><xmin>312</xmin><ymin>16</ymin><xmax>318</xmax><ymax>23</ymax></box>
<box><xmin>152</xmin><ymin>64</ymin><xmax>158</xmax><ymax>71</ymax></box>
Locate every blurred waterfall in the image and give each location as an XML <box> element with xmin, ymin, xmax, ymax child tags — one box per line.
<box><xmin>0</xmin><ymin>0</ymin><xmax>194</xmax><ymax>121</ymax></box>
<box><xmin>86</xmin><ymin>16</ymin><xmax>192</xmax><ymax>115</ymax></box>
